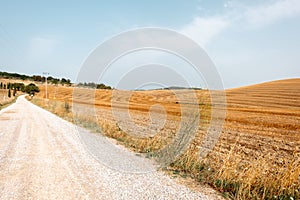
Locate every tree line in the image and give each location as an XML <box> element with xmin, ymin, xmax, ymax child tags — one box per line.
<box><xmin>77</xmin><ymin>82</ymin><xmax>112</xmax><ymax>90</ymax></box>
<box><xmin>0</xmin><ymin>82</ymin><xmax>40</xmax><ymax>98</ymax></box>
<box><xmin>0</xmin><ymin>71</ymin><xmax>113</xmax><ymax>91</ymax></box>
<box><xmin>0</xmin><ymin>71</ymin><xmax>71</xmax><ymax>86</ymax></box>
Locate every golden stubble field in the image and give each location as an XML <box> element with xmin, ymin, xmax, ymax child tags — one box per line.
<box><xmin>33</xmin><ymin>78</ymin><xmax>300</xmax><ymax>199</ymax></box>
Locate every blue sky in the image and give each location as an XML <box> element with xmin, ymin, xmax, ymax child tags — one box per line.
<box><xmin>0</xmin><ymin>0</ymin><xmax>300</xmax><ymax>89</ymax></box>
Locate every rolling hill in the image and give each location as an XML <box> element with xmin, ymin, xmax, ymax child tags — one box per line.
<box><xmin>32</xmin><ymin>78</ymin><xmax>300</xmax><ymax>198</ymax></box>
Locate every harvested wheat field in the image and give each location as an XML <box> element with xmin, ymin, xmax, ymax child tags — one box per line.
<box><xmin>32</xmin><ymin>78</ymin><xmax>300</xmax><ymax>199</ymax></box>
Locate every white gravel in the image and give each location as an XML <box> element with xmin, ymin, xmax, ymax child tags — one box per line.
<box><xmin>0</xmin><ymin>96</ymin><xmax>210</xmax><ymax>199</ymax></box>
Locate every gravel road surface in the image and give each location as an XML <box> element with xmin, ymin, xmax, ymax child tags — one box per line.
<box><xmin>0</xmin><ymin>96</ymin><xmax>211</xmax><ymax>199</ymax></box>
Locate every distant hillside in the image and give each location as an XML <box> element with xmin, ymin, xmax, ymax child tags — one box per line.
<box><xmin>135</xmin><ymin>86</ymin><xmax>203</xmax><ymax>91</ymax></box>
<box><xmin>226</xmin><ymin>78</ymin><xmax>300</xmax><ymax>110</ymax></box>
<box><xmin>0</xmin><ymin>71</ymin><xmax>71</xmax><ymax>86</ymax></box>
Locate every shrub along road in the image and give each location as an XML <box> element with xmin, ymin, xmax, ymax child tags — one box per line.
<box><xmin>0</xmin><ymin>95</ymin><xmax>212</xmax><ymax>199</ymax></box>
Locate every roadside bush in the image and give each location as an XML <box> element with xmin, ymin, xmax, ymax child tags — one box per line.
<box><xmin>24</xmin><ymin>83</ymin><xmax>40</xmax><ymax>95</ymax></box>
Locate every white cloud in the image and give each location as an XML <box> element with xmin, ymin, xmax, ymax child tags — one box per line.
<box><xmin>245</xmin><ymin>0</ymin><xmax>300</xmax><ymax>27</ymax></box>
<box><xmin>181</xmin><ymin>0</ymin><xmax>300</xmax><ymax>45</ymax></box>
<box><xmin>180</xmin><ymin>16</ymin><xmax>230</xmax><ymax>46</ymax></box>
<box><xmin>178</xmin><ymin>0</ymin><xmax>300</xmax><ymax>50</ymax></box>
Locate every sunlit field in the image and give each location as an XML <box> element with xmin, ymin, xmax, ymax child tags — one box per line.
<box><xmin>32</xmin><ymin>78</ymin><xmax>300</xmax><ymax>199</ymax></box>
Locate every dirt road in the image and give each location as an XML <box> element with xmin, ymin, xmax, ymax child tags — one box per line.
<box><xmin>0</xmin><ymin>96</ymin><xmax>210</xmax><ymax>200</ymax></box>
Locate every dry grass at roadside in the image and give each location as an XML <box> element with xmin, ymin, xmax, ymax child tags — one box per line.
<box><xmin>0</xmin><ymin>89</ymin><xmax>18</xmax><ymax>110</ymax></box>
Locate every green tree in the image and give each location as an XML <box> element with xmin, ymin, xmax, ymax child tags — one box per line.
<box><xmin>66</xmin><ymin>79</ymin><xmax>71</xmax><ymax>86</ymax></box>
<box><xmin>60</xmin><ymin>78</ymin><xmax>67</xmax><ymax>86</ymax></box>
<box><xmin>51</xmin><ymin>79</ymin><xmax>59</xmax><ymax>85</ymax></box>
<box><xmin>96</xmin><ymin>83</ymin><xmax>112</xmax><ymax>90</ymax></box>
<box><xmin>24</xmin><ymin>83</ymin><xmax>40</xmax><ymax>95</ymax></box>
<box><xmin>32</xmin><ymin>75</ymin><xmax>42</xmax><ymax>82</ymax></box>
<box><xmin>13</xmin><ymin>83</ymin><xmax>25</xmax><ymax>91</ymax></box>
